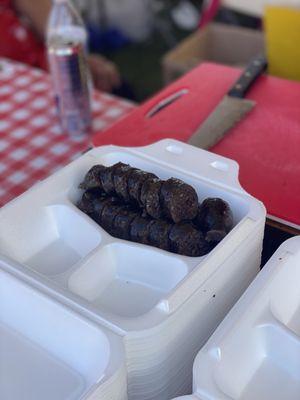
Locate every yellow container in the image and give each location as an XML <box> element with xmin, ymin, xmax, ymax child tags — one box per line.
<box><xmin>265</xmin><ymin>6</ymin><xmax>300</xmax><ymax>81</ymax></box>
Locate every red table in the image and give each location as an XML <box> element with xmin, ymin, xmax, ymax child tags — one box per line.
<box><xmin>93</xmin><ymin>63</ymin><xmax>300</xmax><ymax>231</ymax></box>
<box><xmin>0</xmin><ymin>58</ymin><xmax>135</xmax><ymax>207</ymax></box>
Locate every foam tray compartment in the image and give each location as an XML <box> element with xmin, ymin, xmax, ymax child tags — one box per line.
<box><xmin>0</xmin><ymin>140</ymin><xmax>266</xmax><ymax>400</ymax></box>
<box><xmin>69</xmin><ymin>242</ymin><xmax>188</xmax><ymax>318</ymax></box>
<box><xmin>182</xmin><ymin>237</ymin><xmax>300</xmax><ymax>400</ymax></box>
<box><xmin>0</xmin><ymin>257</ymin><xmax>127</xmax><ymax>400</ymax></box>
<box><xmin>0</xmin><ymin>202</ymin><xmax>102</xmax><ymax>278</ymax></box>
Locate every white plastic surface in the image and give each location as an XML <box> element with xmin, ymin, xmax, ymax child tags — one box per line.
<box><xmin>68</xmin><ymin>242</ymin><xmax>187</xmax><ymax>318</ymax></box>
<box><xmin>187</xmin><ymin>237</ymin><xmax>300</xmax><ymax>400</ymax></box>
<box><xmin>0</xmin><ymin>139</ymin><xmax>266</xmax><ymax>400</ymax></box>
<box><xmin>0</xmin><ymin>257</ymin><xmax>127</xmax><ymax>400</ymax></box>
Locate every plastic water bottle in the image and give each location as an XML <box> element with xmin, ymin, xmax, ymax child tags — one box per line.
<box><xmin>47</xmin><ymin>0</ymin><xmax>92</xmax><ymax>136</ymax></box>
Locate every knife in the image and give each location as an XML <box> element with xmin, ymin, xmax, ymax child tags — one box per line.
<box><xmin>188</xmin><ymin>55</ymin><xmax>268</xmax><ymax>149</ymax></box>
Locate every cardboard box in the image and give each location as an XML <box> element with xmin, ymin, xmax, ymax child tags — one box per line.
<box><xmin>162</xmin><ymin>23</ymin><xmax>265</xmax><ymax>84</ymax></box>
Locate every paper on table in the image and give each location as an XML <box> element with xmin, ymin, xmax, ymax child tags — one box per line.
<box><xmin>265</xmin><ymin>6</ymin><xmax>300</xmax><ymax>81</ymax></box>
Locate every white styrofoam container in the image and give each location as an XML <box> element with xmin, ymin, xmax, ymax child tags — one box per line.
<box><xmin>0</xmin><ymin>139</ymin><xmax>266</xmax><ymax>400</ymax></box>
<box><xmin>175</xmin><ymin>236</ymin><xmax>300</xmax><ymax>400</ymax></box>
<box><xmin>0</xmin><ymin>256</ymin><xmax>127</xmax><ymax>400</ymax></box>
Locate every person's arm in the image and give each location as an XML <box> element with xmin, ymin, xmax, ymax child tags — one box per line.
<box><xmin>13</xmin><ymin>0</ymin><xmax>120</xmax><ymax>91</ymax></box>
<box><xmin>14</xmin><ymin>0</ymin><xmax>51</xmax><ymax>39</ymax></box>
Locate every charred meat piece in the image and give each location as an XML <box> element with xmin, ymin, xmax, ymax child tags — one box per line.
<box><xmin>160</xmin><ymin>178</ymin><xmax>198</xmax><ymax>223</ymax></box>
<box><xmin>113</xmin><ymin>208</ymin><xmax>138</xmax><ymax>240</ymax></box>
<box><xmin>77</xmin><ymin>189</ymin><xmax>104</xmax><ymax>215</ymax></box>
<box><xmin>140</xmin><ymin>178</ymin><xmax>163</xmax><ymax>219</ymax></box>
<box><xmin>100</xmin><ymin>203</ymin><xmax>124</xmax><ymax>235</ymax></box>
<box><xmin>205</xmin><ymin>230</ymin><xmax>227</xmax><ymax>245</ymax></box>
<box><xmin>99</xmin><ymin>162</ymin><xmax>125</xmax><ymax>195</ymax></box>
<box><xmin>79</xmin><ymin>165</ymin><xmax>105</xmax><ymax>191</ymax></box>
<box><xmin>130</xmin><ymin>216</ymin><xmax>154</xmax><ymax>245</ymax></box>
<box><xmin>196</xmin><ymin>198</ymin><xmax>233</xmax><ymax>234</ymax></box>
<box><xmin>113</xmin><ymin>164</ymin><xmax>132</xmax><ymax>203</ymax></box>
<box><xmin>148</xmin><ymin>220</ymin><xmax>171</xmax><ymax>251</ymax></box>
<box><xmin>169</xmin><ymin>223</ymin><xmax>209</xmax><ymax>257</ymax></box>
<box><xmin>140</xmin><ymin>178</ymin><xmax>154</xmax><ymax>208</ymax></box>
<box><xmin>99</xmin><ymin>166</ymin><xmax>114</xmax><ymax>194</ymax></box>
<box><xmin>92</xmin><ymin>196</ymin><xmax>120</xmax><ymax>224</ymax></box>
<box><xmin>128</xmin><ymin>170</ymin><xmax>157</xmax><ymax>206</ymax></box>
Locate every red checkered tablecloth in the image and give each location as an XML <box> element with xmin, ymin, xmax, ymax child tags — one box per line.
<box><xmin>0</xmin><ymin>58</ymin><xmax>135</xmax><ymax>207</ymax></box>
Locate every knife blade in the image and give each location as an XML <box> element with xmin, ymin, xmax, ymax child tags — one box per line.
<box><xmin>188</xmin><ymin>55</ymin><xmax>268</xmax><ymax>149</ymax></box>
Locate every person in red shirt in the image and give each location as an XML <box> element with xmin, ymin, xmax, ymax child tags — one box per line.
<box><xmin>0</xmin><ymin>0</ymin><xmax>120</xmax><ymax>92</ymax></box>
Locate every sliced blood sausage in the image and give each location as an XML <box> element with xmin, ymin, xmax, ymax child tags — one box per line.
<box><xmin>160</xmin><ymin>178</ymin><xmax>198</xmax><ymax>223</ymax></box>
<box><xmin>169</xmin><ymin>223</ymin><xmax>208</xmax><ymax>257</ymax></box>
<box><xmin>113</xmin><ymin>164</ymin><xmax>132</xmax><ymax>203</ymax></box>
<box><xmin>113</xmin><ymin>208</ymin><xmax>138</xmax><ymax>240</ymax></box>
<box><xmin>205</xmin><ymin>230</ymin><xmax>227</xmax><ymax>244</ymax></box>
<box><xmin>144</xmin><ymin>179</ymin><xmax>163</xmax><ymax>219</ymax></box>
<box><xmin>140</xmin><ymin>177</ymin><xmax>156</xmax><ymax>208</ymax></box>
<box><xmin>148</xmin><ymin>220</ymin><xmax>171</xmax><ymax>251</ymax></box>
<box><xmin>196</xmin><ymin>198</ymin><xmax>233</xmax><ymax>234</ymax></box>
<box><xmin>130</xmin><ymin>216</ymin><xmax>154</xmax><ymax>245</ymax></box>
<box><xmin>100</xmin><ymin>204</ymin><xmax>123</xmax><ymax>235</ymax></box>
<box><xmin>77</xmin><ymin>190</ymin><xmax>104</xmax><ymax>215</ymax></box>
<box><xmin>79</xmin><ymin>165</ymin><xmax>105</xmax><ymax>190</ymax></box>
<box><xmin>100</xmin><ymin>162</ymin><xmax>125</xmax><ymax>195</ymax></box>
<box><xmin>92</xmin><ymin>196</ymin><xmax>120</xmax><ymax>224</ymax></box>
<box><xmin>128</xmin><ymin>170</ymin><xmax>157</xmax><ymax>206</ymax></box>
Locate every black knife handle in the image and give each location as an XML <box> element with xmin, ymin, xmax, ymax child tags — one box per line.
<box><xmin>228</xmin><ymin>55</ymin><xmax>268</xmax><ymax>99</ymax></box>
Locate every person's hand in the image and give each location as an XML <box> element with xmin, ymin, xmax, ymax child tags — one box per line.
<box><xmin>88</xmin><ymin>54</ymin><xmax>121</xmax><ymax>92</ymax></box>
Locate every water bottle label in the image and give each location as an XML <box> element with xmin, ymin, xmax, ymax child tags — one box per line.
<box><xmin>48</xmin><ymin>39</ymin><xmax>91</xmax><ymax>135</ymax></box>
